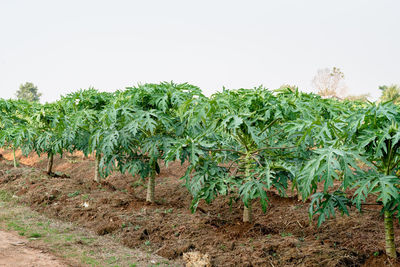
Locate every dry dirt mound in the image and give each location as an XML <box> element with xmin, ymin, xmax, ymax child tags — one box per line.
<box><xmin>0</xmin><ymin>230</ymin><xmax>65</xmax><ymax>267</ymax></box>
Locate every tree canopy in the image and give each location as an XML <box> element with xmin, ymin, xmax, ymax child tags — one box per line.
<box><xmin>380</xmin><ymin>84</ymin><xmax>400</xmax><ymax>104</ymax></box>
<box><xmin>16</xmin><ymin>82</ymin><xmax>42</xmax><ymax>102</ymax></box>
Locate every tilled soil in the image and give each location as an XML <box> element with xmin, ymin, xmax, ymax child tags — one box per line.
<box><xmin>0</xmin><ymin>150</ymin><xmax>399</xmax><ymax>266</ymax></box>
<box><xmin>0</xmin><ymin>230</ymin><xmax>66</xmax><ymax>267</ymax></box>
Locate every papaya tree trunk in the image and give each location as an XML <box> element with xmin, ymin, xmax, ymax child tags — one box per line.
<box><xmin>243</xmin><ymin>203</ymin><xmax>253</xmax><ymax>223</ymax></box>
<box><xmin>94</xmin><ymin>153</ymin><xmax>101</xmax><ymax>183</ymax></box>
<box><xmin>297</xmin><ymin>186</ymin><xmax>303</xmax><ymax>201</ymax></box>
<box><xmin>12</xmin><ymin>148</ymin><xmax>18</xmax><ymax>168</ymax></box>
<box><xmin>46</xmin><ymin>153</ymin><xmax>54</xmax><ymax>174</ymax></box>
<box><xmin>243</xmin><ymin>154</ymin><xmax>253</xmax><ymax>223</ymax></box>
<box><xmin>384</xmin><ymin>210</ymin><xmax>397</xmax><ymax>258</ymax></box>
<box><xmin>146</xmin><ymin>168</ymin><xmax>156</xmax><ymax>203</ymax></box>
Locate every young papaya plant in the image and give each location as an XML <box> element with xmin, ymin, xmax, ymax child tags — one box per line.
<box><xmin>0</xmin><ymin>99</ymin><xmax>36</xmax><ymax>167</ymax></box>
<box><xmin>298</xmin><ymin>101</ymin><xmax>400</xmax><ymax>258</ymax></box>
<box><xmin>60</xmin><ymin>89</ymin><xmax>114</xmax><ymax>181</ymax></box>
<box><xmin>168</xmin><ymin>87</ymin><xmax>305</xmax><ymax>222</ymax></box>
<box><xmin>29</xmin><ymin>101</ymin><xmax>71</xmax><ymax>175</ymax></box>
<box><xmin>275</xmin><ymin>87</ymin><xmax>354</xmax><ymax>198</ymax></box>
<box><xmin>98</xmin><ymin>82</ymin><xmax>203</xmax><ymax>203</ymax></box>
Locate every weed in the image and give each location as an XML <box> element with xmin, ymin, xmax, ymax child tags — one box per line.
<box><xmin>68</xmin><ymin>191</ymin><xmax>80</xmax><ymax>198</ymax></box>
<box><xmin>164</xmin><ymin>208</ymin><xmax>173</xmax><ymax>214</ymax></box>
<box><xmin>7</xmin><ymin>221</ymin><xmax>26</xmax><ymax>236</ymax></box>
<box><xmin>0</xmin><ymin>190</ymin><xmax>12</xmax><ymax>202</ymax></box>
<box><xmin>131</xmin><ymin>180</ymin><xmax>144</xmax><ymax>188</ymax></box>
<box><xmin>29</xmin><ymin>232</ymin><xmax>42</xmax><ymax>238</ymax></box>
<box><xmin>281</xmin><ymin>232</ymin><xmax>293</xmax><ymax>237</ymax></box>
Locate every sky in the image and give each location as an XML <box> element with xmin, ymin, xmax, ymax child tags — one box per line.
<box><xmin>0</xmin><ymin>0</ymin><xmax>399</xmax><ymax>102</ymax></box>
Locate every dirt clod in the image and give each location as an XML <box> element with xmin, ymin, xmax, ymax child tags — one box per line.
<box><xmin>183</xmin><ymin>251</ymin><xmax>211</xmax><ymax>267</ymax></box>
<box><xmin>96</xmin><ymin>222</ymin><xmax>121</xmax><ymax>235</ymax></box>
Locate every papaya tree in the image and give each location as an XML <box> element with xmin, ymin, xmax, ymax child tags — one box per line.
<box><xmin>98</xmin><ymin>82</ymin><xmax>203</xmax><ymax>203</ymax></box>
<box><xmin>275</xmin><ymin>87</ymin><xmax>355</xmax><ymax>199</ymax></box>
<box><xmin>299</xmin><ymin>101</ymin><xmax>400</xmax><ymax>258</ymax></box>
<box><xmin>168</xmin><ymin>87</ymin><xmax>305</xmax><ymax>222</ymax></box>
<box><xmin>60</xmin><ymin>89</ymin><xmax>114</xmax><ymax>181</ymax></box>
<box><xmin>0</xmin><ymin>99</ymin><xmax>35</xmax><ymax>167</ymax></box>
<box><xmin>29</xmin><ymin>101</ymin><xmax>71</xmax><ymax>175</ymax></box>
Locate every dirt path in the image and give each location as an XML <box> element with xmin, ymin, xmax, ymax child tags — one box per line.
<box><xmin>0</xmin><ymin>230</ymin><xmax>66</xmax><ymax>267</ymax></box>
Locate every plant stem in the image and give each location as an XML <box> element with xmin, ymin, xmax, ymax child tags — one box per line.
<box><xmin>146</xmin><ymin>169</ymin><xmax>156</xmax><ymax>203</ymax></box>
<box><xmin>297</xmin><ymin>186</ymin><xmax>303</xmax><ymax>201</ymax></box>
<box><xmin>94</xmin><ymin>152</ymin><xmax>101</xmax><ymax>182</ymax></box>
<box><xmin>12</xmin><ymin>148</ymin><xmax>18</xmax><ymax>168</ymax></box>
<box><xmin>243</xmin><ymin>153</ymin><xmax>253</xmax><ymax>223</ymax></box>
<box><xmin>382</xmin><ymin>162</ymin><xmax>397</xmax><ymax>258</ymax></box>
<box><xmin>252</xmin><ymin>145</ymin><xmax>297</xmax><ymax>154</ymax></box>
<box><xmin>384</xmin><ymin>210</ymin><xmax>397</xmax><ymax>258</ymax></box>
<box><xmin>46</xmin><ymin>153</ymin><xmax>54</xmax><ymax>174</ymax></box>
<box><xmin>243</xmin><ymin>203</ymin><xmax>253</xmax><ymax>223</ymax></box>
<box><xmin>201</xmin><ymin>147</ymin><xmax>245</xmax><ymax>155</ymax></box>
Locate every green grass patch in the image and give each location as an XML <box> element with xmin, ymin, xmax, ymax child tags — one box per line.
<box><xmin>29</xmin><ymin>232</ymin><xmax>42</xmax><ymax>238</ymax></box>
<box><xmin>67</xmin><ymin>191</ymin><xmax>80</xmax><ymax>197</ymax></box>
<box><xmin>0</xmin><ymin>190</ymin><xmax>12</xmax><ymax>202</ymax></box>
<box><xmin>0</xmin><ymin>192</ymin><xmax>175</xmax><ymax>267</ymax></box>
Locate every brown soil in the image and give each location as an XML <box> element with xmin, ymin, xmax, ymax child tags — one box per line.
<box><xmin>0</xmin><ymin>150</ymin><xmax>400</xmax><ymax>266</ymax></box>
<box><xmin>0</xmin><ymin>230</ymin><xmax>66</xmax><ymax>267</ymax></box>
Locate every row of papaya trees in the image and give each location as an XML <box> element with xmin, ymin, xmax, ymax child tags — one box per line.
<box><xmin>1</xmin><ymin>83</ymin><xmax>400</xmax><ymax>258</ymax></box>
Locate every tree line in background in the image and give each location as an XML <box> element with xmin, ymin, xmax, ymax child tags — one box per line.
<box><xmin>16</xmin><ymin>69</ymin><xmax>400</xmax><ymax>104</ymax></box>
<box><xmin>311</xmin><ymin>66</ymin><xmax>400</xmax><ymax>103</ymax></box>
<box><xmin>2</xmin><ymin>81</ymin><xmax>400</xmax><ymax>258</ymax></box>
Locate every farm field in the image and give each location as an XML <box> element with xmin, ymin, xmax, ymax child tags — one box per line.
<box><xmin>2</xmin><ymin>84</ymin><xmax>400</xmax><ymax>266</ymax></box>
<box><xmin>0</xmin><ymin>149</ymin><xmax>397</xmax><ymax>267</ymax></box>
<box><xmin>2</xmin><ymin>1</ymin><xmax>399</xmax><ymax>266</ymax></box>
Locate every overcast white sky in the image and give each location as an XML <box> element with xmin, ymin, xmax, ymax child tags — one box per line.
<box><xmin>0</xmin><ymin>0</ymin><xmax>399</xmax><ymax>102</ymax></box>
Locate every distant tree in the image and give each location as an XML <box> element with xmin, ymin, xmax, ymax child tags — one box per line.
<box><xmin>379</xmin><ymin>84</ymin><xmax>400</xmax><ymax>104</ymax></box>
<box><xmin>16</xmin><ymin>82</ymin><xmax>42</xmax><ymax>102</ymax></box>
<box><xmin>344</xmin><ymin>93</ymin><xmax>370</xmax><ymax>102</ymax></box>
<box><xmin>312</xmin><ymin>67</ymin><xmax>347</xmax><ymax>99</ymax></box>
<box><xmin>277</xmin><ymin>84</ymin><xmax>298</xmax><ymax>92</ymax></box>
